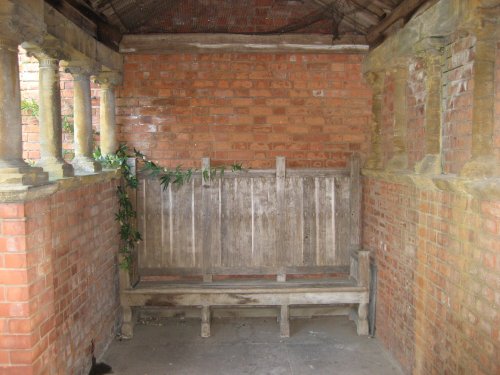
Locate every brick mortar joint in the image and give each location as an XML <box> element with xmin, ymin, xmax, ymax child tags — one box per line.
<box><xmin>0</xmin><ymin>170</ymin><xmax>121</xmax><ymax>204</ymax></box>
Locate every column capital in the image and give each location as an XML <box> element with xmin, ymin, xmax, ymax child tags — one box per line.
<box><xmin>63</xmin><ymin>60</ymin><xmax>100</xmax><ymax>79</ymax></box>
<box><xmin>363</xmin><ymin>71</ymin><xmax>384</xmax><ymax>91</ymax></box>
<box><xmin>93</xmin><ymin>71</ymin><xmax>123</xmax><ymax>88</ymax></box>
<box><xmin>413</xmin><ymin>36</ymin><xmax>448</xmax><ymax>57</ymax></box>
<box><xmin>22</xmin><ymin>39</ymin><xmax>69</xmax><ymax>66</ymax></box>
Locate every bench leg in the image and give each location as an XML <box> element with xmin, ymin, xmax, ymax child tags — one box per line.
<box><xmin>355</xmin><ymin>303</ymin><xmax>369</xmax><ymax>336</ymax></box>
<box><xmin>121</xmin><ymin>306</ymin><xmax>134</xmax><ymax>339</ymax></box>
<box><xmin>279</xmin><ymin>305</ymin><xmax>290</xmax><ymax>338</ymax></box>
<box><xmin>201</xmin><ymin>306</ymin><xmax>211</xmax><ymax>338</ymax></box>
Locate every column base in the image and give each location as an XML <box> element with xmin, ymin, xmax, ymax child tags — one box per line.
<box><xmin>36</xmin><ymin>159</ymin><xmax>74</xmax><ymax>180</ymax></box>
<box><xmin>414</xmin><ymin>154</ymin><xmax>442</xmax><ymax>175</ymax></box>
<box><xmin>460</xmin><ymin>156</ymin><xmax>500</xmax><ymax>179</ymax></box>
<box><xmin>0</xmin><ymin>166</ymin><xmax>49</xmax><ymax>186</ymax></box>
<box><xmin>72</xmin><ymin>156</ymin><xmax>102</xmax><ymax>175</ymax></box>
<box><xmin>386</xmin><ymin>153</ymin><xmax>408</xmax><ymax>171</ymax></box>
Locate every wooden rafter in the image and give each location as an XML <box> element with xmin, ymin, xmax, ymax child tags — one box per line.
<box><xmin>366</xmin><ymin>0</ymin><xmax>430</xmax><ymax>44</ymax></box>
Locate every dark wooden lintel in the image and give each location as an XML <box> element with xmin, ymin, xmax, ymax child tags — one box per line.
<box><xmin>366</xmin><ymin>0</ymin><xmax>430</xmax><ymax>45</ymax></box>
<box><xmin>44</xmin><ymin>0</ymin><xmax>122</xmax><ymax>51</ymax></box>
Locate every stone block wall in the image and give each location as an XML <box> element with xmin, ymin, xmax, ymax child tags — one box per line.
<box><xmin>116</xmin><ymin>52</ymin><xmax>372</xmax><ymax>168</ymax></box>
<box><xmin>0</xmin><ymin>175</ymin><xmax>120</xmax><ymax>374</ymax></box>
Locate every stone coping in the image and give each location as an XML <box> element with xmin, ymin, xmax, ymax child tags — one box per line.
<box><xmin>0</xmin><ymin>169</ymin><xmax>120</xmax><ymax>203</ymax></box>
<box><xmin>362</xmin><ymin>168</ymin><xmax>500</xmax><ymax>200</ymax></box>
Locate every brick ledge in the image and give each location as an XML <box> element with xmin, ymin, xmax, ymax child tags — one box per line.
<box><xmin>0</xmin><ymin>169</ymin><xmax>120</xmax><ymax>203</ymax></box>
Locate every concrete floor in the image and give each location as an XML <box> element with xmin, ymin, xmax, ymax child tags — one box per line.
<box><xmin>102</xmin><ymin>316</ymin><xmax>403</xmax><ymax>375</ymax></box>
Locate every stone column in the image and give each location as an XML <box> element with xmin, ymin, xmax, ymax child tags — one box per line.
<box><xmin>0</xmin><ymin>38</ymin><xmax>48</xmax><ymax>185</ymax></box>
<box><xmin>414</xmin><ymin>37</ymin><xmax>446</xmax><ymax>175</ymax></box>
<box><xmin>25</xmin><ymin>46</ymin><xmax>74</xmax><ymax>179</ymax></box>
<box><xmin>460</xmin><ymin>35</ymin><xmax>499</xmax><ymax>178</ymax></box>
<box><xmin>386</xmin><ymin>61</ymin><xmax>409</xmax><ymax>171</ymax></box>
<box><xmin>94</xmin><ymin>72</ymin><xmax>122</xmax><ymax>156</ymax></box>
<box><xmin>363</xmin><ymin>71</ymin><xmax>384</xmax><ymax>170</ymax></box>
<box><xmin>66</xmin><ymin>64</ymin><xmax>102</xmax><ymax>174</ymax></box>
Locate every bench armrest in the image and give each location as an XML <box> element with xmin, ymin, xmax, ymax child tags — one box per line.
<box><xmin>350</xmin><ymin>249</ymin><xmax>370</xmax><ymax>288</ymax></box>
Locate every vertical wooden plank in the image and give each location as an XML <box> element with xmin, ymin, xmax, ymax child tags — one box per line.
<box><xmin>349</xmin><ymin>153</ymin><xmax>362</xmax><ymax>250</ymax></box>
<box><xmin>318</xmin><ymin>176</ymin><xmax>336</xmax><ymax>265</ymax></box>
<box><xmin>144</xmin><ymin>178</ymin><xmax>163</xmax><ymax>269</ymax></box>
<box><xmin>136</xmin><ymin>178</ymin><xmax>147</xmax><ymax>270</ymax></box>
<box><xmin>276</xmin><ymin>157</ymin><xmax>286</xmax><ymax>278</ymax></box>
<box><xmin>199</xmin><ymin>158</ymin><xmax>215</xmax><ymax>281</ymax></box>
<box><xmin>127</xmin><ymin>158</ymin><xmax>139</xmax><ymax>284</ymax></box>
<box><xmin>252</xmin><ymin>177</ymin><xmax>278</xmax><ymax>269</ymax></box>
<box><xmin>171</xmin><ymin>180</ymin><xmax>196</xmax><ymax>268</ymax></box>
<box><xmin>336</xmin><ymin>176</ymin><xmax>351</xmax><ymax>265</ymax></box>
<box><xmin>327</xmin><ymin>177</ymin><xmax>336</xmax><ymax>264</ymax></box>
<box><xmin>221</xmin><ymin>177</ymin><xmax>253</xmax><ymax>268</ymax></box>
<box><xmin>284</xmin><ymin>177</ymin><xmax>303</xmax><ymax>266</ymax></box>
<box><xmin>302</xmin><ymin>176</ymin><xmax>316</xmax><ymax>266</ymax></box>
<box><xmin>160</xmin><ymin>182</ymin><xmax>171</xmax><ymax>267</ymax></box>
<box><xmin>315</xmin><ymin>177</ymin><xmax>329</xmax><ymax>266</ymax></box>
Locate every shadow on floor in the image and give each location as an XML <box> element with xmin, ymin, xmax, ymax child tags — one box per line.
<box><xmin>102</xmin><ymin>316</ymin><xmax>403</xmax><ymax>375</ymax></box>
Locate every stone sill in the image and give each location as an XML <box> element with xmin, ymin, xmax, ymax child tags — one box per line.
<box><xmin>0</xmin><ymin>169</ymin><xmax>121</xmax><ymax>203</ymax></box>
<box><xmin>362</xmin><ymin>168</ymin><xmax>500</xmax><ymax>200</ymax></box>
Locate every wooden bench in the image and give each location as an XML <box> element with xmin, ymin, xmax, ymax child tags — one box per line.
<box><xmin>119</xmin><ymin>155</ymin><xmax>370</xmax><ymax>338</ymax></box>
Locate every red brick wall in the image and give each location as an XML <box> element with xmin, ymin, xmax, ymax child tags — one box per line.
<box><xmin>364</xmin><ymin>33</ymin><xmax>500</xmax><ymax>375</ymax></box>
<box><xmin>364</xmin><ymin>179</ymin><xmax>500</xmax><ymax>375</ymax></box>
<box><xmin>0</xmin><ymin>176</ymin><xmax>120</xmax><ymax>374</ymax></box>
<box><xmin>441</xmin><ymin>35</ymin><xmax>475</xmax><ymax>174</ymax></box>
<box><xmin>116</xmin><ymin>52</ymin><xmax>372</xmax><ymax>169</ymax></box>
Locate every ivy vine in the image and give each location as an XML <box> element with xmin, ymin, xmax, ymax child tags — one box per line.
<box><xmin>94</xmin><ymin>145</ymin><xmax>242</xmax><ymax>269</ymax></box>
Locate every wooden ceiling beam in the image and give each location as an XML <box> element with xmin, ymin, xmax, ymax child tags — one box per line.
<box><xmin>366</xmin><ymin>0</ymin><xmax>429</xmax><ymax>45</ymax></box>
<box><xmin>44</xmin><ymin>0</ymin><xmax>122</xmax><ymax>51</ymax></box>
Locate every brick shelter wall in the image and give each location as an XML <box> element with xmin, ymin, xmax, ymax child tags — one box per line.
<box><xmin>0</xmin><ymin>175</ymin><xmax>120</xmax><ymax>374</ymax></box>
<box><xmin>116</xmin><ymin>52</ymin><xmax>372</xmax><ymax>169</ymax></box>
<box><xmin>363</xmin><ymin>29</ymin><xmax>500</xmax><ymax>375</ymax></box>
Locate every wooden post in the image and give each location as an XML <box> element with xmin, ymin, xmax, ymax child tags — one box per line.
<box><xmin>276</xmin><ymin>157</ymin><xmax>287</xmax><ymax>282</ymax></box>
<box><xmin>349</xmin><ymin>153</ymin><xmax>361</xmax><ymax>251</ymax></box>
<box><xmin>201</xmin><ymin>306</ymin><xmax>211</xmax><ymax>338</ymax></box>
<box><xmin>279</xmin><ymin>305</ymin><xmax>290</xmax><ymax>337</ymax></box>
<box><xmin>121</xmin><ymin>306</ymin><xmax>134</xmax><ymax>338</ymax></box>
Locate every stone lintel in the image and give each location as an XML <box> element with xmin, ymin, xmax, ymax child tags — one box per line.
<box><xmin>0</xmin><ymin>0</ymin><xmax>45</xmax><ymax>45</ymax></box>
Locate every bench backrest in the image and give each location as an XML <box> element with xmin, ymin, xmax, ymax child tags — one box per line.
<box><xmin>135</xmin><ymin>155</ymin><xmax>361</xmax><ymax>278</ymax></box>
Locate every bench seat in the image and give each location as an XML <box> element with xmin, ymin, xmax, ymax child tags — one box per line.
<box><xmin>120</xmin><ymin>250</ymin><xmax>370</xmax><ymax>338</ymax></box>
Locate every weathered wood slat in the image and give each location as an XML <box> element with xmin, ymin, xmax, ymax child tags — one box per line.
<box><xmin>138</xmin><ymin>265</ymin><xmax>350</xmax><ymax>277</ymax></box>
<box><xmin>138</xmin><ymin>162</ymin><xmax>356</xmax><ymax>274</ymax></box>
